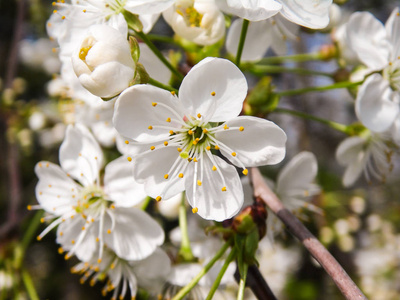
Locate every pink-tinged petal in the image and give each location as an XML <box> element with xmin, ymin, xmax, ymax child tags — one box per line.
<box><xmin>59</xmin><ymin>124</ymin><xmax>103</xmax><ymax>186</ymax></box>
<box><xmin>336</xmin><ymin>136</ymin><xmax>367</xmax><ymax>187</ymax></box>
<box><xmin>346</xmin><ymin>12</ymin><xmax>390</xmax><ymax>70</ymax></box>
<box><xmin>226</xmin><ymin>19</ymin><xmax>272</xmax><ymax>62</ymax></box>
<box><xmin>385</xmin><ymin>7</ymin><xmax>400</xmax><ymax>60</ymax></box>
<box><xmin>179</xmin><ymin>57</ymin><xmax>248</xmax><ymax>122</ymax></box>
<box><xmin>104</xmin><ymin>207</ymin><xmax>165</xmax><ymax>261</ymax></box>
<box><xmin>216</xmin><ymin>116</ymin><xmax>286</xmax><ymax>167</ymax></box>
<box><xmin>355</xmin><ymin>74</ymin><xmax>399</xmax><ymax>132</ymax></box>
<box><xmin>217</xmin><ymin>0</ymin><xmax>281</xmax><ymax>22</ymax></box>
<box><xmin>279</xmin><ymin>0</ymin><xmax>332</xmax><ymax>29</ymax></box>
<box><xmin>104</xmin><ymin>156</ymin><xmax>147</xmax><ymax>207</ymax></box>
<box><xmin>132</xmin><ymin>146</ymin><xmax>186</xmax><ymax>200</ymax></box>
<box><xmin>113</xmin><ymin>85</ymin><xmax>184</xmax><ymax>142</ymax></box>
<box><xmin>276</xmin><ymin>151</ymin><xmax>318</xmax><ymax>195</ymax></box>
<box><xmin>186</xmin><ymin>155</ymin><xmax>243</xmax><ymax>221</ymax></box>
<box><xmin>35</xmin><ymin>161</ymin><xmax>80</xmax><ymax>215</ymax></box>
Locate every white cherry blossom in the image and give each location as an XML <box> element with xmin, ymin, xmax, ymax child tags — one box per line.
<box><xmin>33</xmin><ymin>124</ymin><xmax>164</xmax><ymax>262</ymax></box>
<box><xmin>216</xmin><ymin>0</ymin><xmax>281</xmax><ymax>22</ymax></box>
<box><xmin>113</xmin><ymin>57</ymin><xmax>287</xmax><ymax>221</ymax></box>
<box><xmin>72</xmin><ymin>24</ymin><xmax>136</xmax><ymax>98</ymax></box>
<box><xmin>336</xmin><ymin>132</ymin><xmax>395</xmax><ymax>187</ymax></box>
<box><xmin>163</xmin><ymin>0</ymin><xmax>226</xmax><ymax>46</ymax></box>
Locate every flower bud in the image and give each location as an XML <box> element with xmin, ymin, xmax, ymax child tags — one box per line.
<box><xmin>72</xmin><ymin>25</ymin><xmax>136</xmax><ymax>99</ymax></box>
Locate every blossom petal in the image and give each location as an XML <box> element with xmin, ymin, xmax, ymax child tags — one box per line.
<box><xmin>336</xmin><ymin>136</ymin><xmax>367</xmax><ymax>187</ymax></box>
<box><xmin>386</xmin><ymin>7</ymin><xmax>400</xmax><ymax>60</ymax></box>
<box><xmin>276</xmin><ymin>151</ymin><xmax>318</xmax><ymax>195</ymax></box>
<box><xmin>34</xmin><ymin>161</ymin><xmax>80</xmax><ymax>215</ymax></box>
<box><xmin>133</xmin><ymin>248</ymin><xmax>171</xmax><ymax>286</ymax></box>
<box><xmin>226</xmin><ymin>19</ymin><xmax>272</xmax><ymax>62</ymax></box>
<box><xmin>104</xmin><ymin>207</ymin><xmax>165</xmax><ymax>261</ymax></box>
<box><xmin>279</xmin><ymin>0</ymin><xmax>332</xmax><ymax>29</ymax></box>
<box><xmin>104</xmin><ymin>156</ymin><xmax>147</xmax><ymax>207</ymax></box>
<box><xmin>179</xmin><ymin>57</ymin><xmax>247</xmax><ymax>122</ymax></box>
<box><xmin>355</xmin><ymin>74</ymin><xmax>399</xmax><ymax>132</ymax></box>
<box><xmin>132</xmin><ymin>146</ymin><xmax>186</xmax><ymax>200</ymax></box>
<box><xmin>124</xmin><ymin>0</ymin><xmax>175</xmax><ymax>15</ymax></box>
<box><xmin>113</xmin><ymin>85</ymin><xmax>184</xmax><ymax>142</ymax></box>
<box><xmin>139</xmin><ymin>43</ymin><xmax>171</xmax><ymax>85</ymax></box>
<box><xmin>346</xmin><ymin>12</ymin><xmax>389</xmax><ymax>70</ymax></box>
<box><xmin>186</xmin><ymin>155</ymin><xmax>244</xmax><ymax>221</ymax></box>
<box><xmin>59</xmin><ymin>124</ymin><xmax>103</xmax><ymax>186</ymax></box>
<box><xmin>217</xmin><ymin>0</ymin><xmax>281</xmax><ymax>22</ymax></box>
<box><xmin>216</xmin><ymin>116</ymin><xmax>286</xmax><ymax>167</ymax></box>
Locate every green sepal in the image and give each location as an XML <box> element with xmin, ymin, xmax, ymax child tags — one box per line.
<box><xmin>129</xmin><ymin>36</ymin><xmax>140</xmax><ymax>64</ymax></box>
<box><xmin>122</xmin><ymin>9</ymin><xmax>143</xmax><ymax>32</ymax></box>
<box><xmin>246</xmin><ymin>76</ymin><xmax>280</xmax><ymax>114</ymax></box>
<box><xmin>129</xmin><ymin>63</ymin><xmax>149</xmax><ymax>86</ymax></box>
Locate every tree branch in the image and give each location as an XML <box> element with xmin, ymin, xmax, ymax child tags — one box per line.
<box><xmin>250</xmin><ymin>167</ymin><xmax>367</xmax><ymax>300</ymax></box>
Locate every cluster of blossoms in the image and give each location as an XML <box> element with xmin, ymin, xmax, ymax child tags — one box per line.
<box><xmin>21</xmin><ymin>0</ymin><xmax>400</xmax><ymax>298</ymax></box>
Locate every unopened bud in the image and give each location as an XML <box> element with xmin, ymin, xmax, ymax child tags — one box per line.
<box><xmin>319</xmin><ymin>44</ymin><xmax>337</xmax><ymax>60</ymax></box>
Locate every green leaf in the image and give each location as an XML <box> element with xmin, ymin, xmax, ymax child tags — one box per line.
<box><xmin>129</xmin><ymin>36</ymin><xmax>140</xmax><ymax>63</ymax></box>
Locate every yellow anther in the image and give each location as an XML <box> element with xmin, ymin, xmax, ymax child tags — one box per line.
<box><xmin>110</xmin><ymin>263</ymin><xmax>115</xmax><ymax>269</ymax></box>
<box><xmin>239</xmin><ymin>126</ymin><xmax>244</xmax><ymax>131</ymax></box>
<box><xmin>80</xmin><ymin>173</ymin><xmax>83</xmax><ymax>177</ymax></box>
<box><xmin>164</xmin><ymin>174</ymin><xmax>169</xmax><ymax>179</ymax></box>
<box><xmin>164</xmin><ymin>141</ymin><xmax>168</xmax><ymax>146</ymax></box>
<box><xmin>214</xmin><ymin>145</ymin><xmax>220</xmax><ymax>150</ymax></box>
<box><xmin>83</xmin><ymin>9</ymin><xmax>86</xmax><ymax>12</ymax></box>
<box><xmin>193</xmin><ymin>157</ymin><xmax>198</xmax><ymax>162</ymax></box>
<box><xmin>107</xmin><ymin>229</ymin><xmax>111</xmax><ymax>234</ymax></box>
<box><xmin>37</xmin><ymin>236</ymin><xmax>42</xmax><ymax>241</ymax></box>
<box><xmin>166</xmin><ymin>117</ymin><xmax>171</xmax><ymax>122</ymax></box>
<box><xmin>52</xmin><ymin>1</ymin><xmax>56</xmax><ymax>5</ymax></box>
<box><xmin>71</xmin><ymin>240</ymin><xmax>75</xmax><ymax>244</ymax></box>
<box><xmin>79</xmin><ymin>46</ymin><xmax>91</xmax><ymax>61</ymax></box>
<box><xmin>65</xmin><ymin>254</ymin><xmax>71</xmax><ymax>260</ymax></box>
<box><xmin>203</xmin><ymin>128</ymin><xmax>208</xmax><ymax>133</ymax></box>
<box><xmin>188</xmin><ymin>130</ymin><xmax>194</xmax><ymax>135</ymax></box>
<box><xmin>27</xmin><ymin>205</ymin><xmax>32</xmax><ymax>210</ymax></box>
<box><xmin>242</xmin><ymin>169</ymin><xmax>248</xmax><ymax>176</ymax></box>
<box><xmin>188</xmin><ymin>157</ymin><xmax>192</xmax><ymax>162</ymax></box>
<box><xmin>171</xmin><ymin>91</ymin><xmax>176</xmax><ymax>95</ymax></box>
<box><xmin>82</xmin><ymin>226</ymin><xmax>85</xmax><ymax>231</ymax></box>
<box><xmin>148</xmin><ymin>125</ymin><xmax>153</xmax><ymax>130</ymax></box>
<box><xmin>197</xmin><ymin>180</ymin><xmax>202</xmax><ymax>186</ymax></box>
<box><xmin>58</xmin><ymin>247</ymin><xmax>64</xmax><ymax>254</ymax></box>
<box><xmin>97</xmin><ymin>258</ymin><xmax>102</xmax><ymax>264</ymax></box>
<box><xmin>221</xmin><ymin>187</ymin><xmax>227</xmax><ymax>192</ymax></box>
<box><xmin>192</xmin><ymin>207</ymin><xmax>198</xmax><ymax>214</ymax></box>
<box><xmin>60</xmin><ymin>231</ymin><xmax>64</xmax><ymax>236</ymax></box>
<box><xmin>125</xmin><ymin>140</ymin><xmax>129</xmax><ymax>144</ymax></box>
<box><xmin>169</xmin><ymin>130</ymin><xmax>174</xmax><ymax>135</ymax></box>
<box><xmin>206</xmin><ymin>146</ymin><xmax>211</xmax><ymax>151</ymax></box>
<box><xmin>127</xmin><ymin>157</ymin><xmax>132</xmax><ymax>162</ymax></box>
<box><xmin>53</xmin><ymin>9</ymin><xmax>58</xmax><ymax>13</ymax></box>
<box><xmin>232</xmin><ymin>152</ymin><xmax>237</xmax><ymax>157</ymax></box>
<box><xmin>211</xmin><ymin>91</ymin><xmax>216</xmax><ymax>96</ymax></box>
<box><xmin>179</xmin><ymin>173</ymin><xmax>184</xmax><ymax>178</ymax></box>
<box><xmin>156</xmin><ymin>196</ymin><xmax>162</xmax><ymax>202</ymax></box>
<box><xmin>40</xmin><ymin>218</ymin><xmax>45</xmax><ymax>223</ymax></box>
<box><xmin>197</xmin><ymin>113</ymin><xmax>201</xmax><ymax>118</ymax></box>
<box><xmin>177</xmin><ymin>147</ymin><xmax>182</xmax><ymax>152</ymax></box>
<box><xmin>39</xmin><ymin>192</ymin><xmax>43</xmax><ymax>195</ymax></box>
<box><xmin>212</xmin><ymin>166</ymin><xmax>217</xmax><ymax>171</ymax></box>
<box><xmin>62</xmin><ymin>15</ymin><xmax>66</xmax><ymax>19</ymax></box>
<box><xmin>96</xmin><ymin>237</ymin><xmax>100</xmax><ymax>242</ymax></box>
<box><xmin>38</xmin><ymin>162</ymin><xmax>43</xmax><ymax>168</ymax></box>
<box><xmin>192</xmin><ymin>140</ymin><xmax>198</xmax><ymax>145</ymax></box>
<box><xmin>152</xmin><ymin>102</ymin><xmax>157</xmax><ymax>107</ymax></box>
<box><xmin>46</xmin><ymin>163</ymin><xmax>49</xmax><ymax>167</ymax></box>
<box><xmin>48</xmin><ymin>184</ymin><xmax>52</xmax><ymax>188</ymax></box>
<box><xmin>150</xmin><ymin>146</ymin><xmax>155</xmax><ymax>150</ymax></box>
<box><xmin>224</xmin><ymin>124</ymin><xmax>229</xmax><ymax>130</ymax></box>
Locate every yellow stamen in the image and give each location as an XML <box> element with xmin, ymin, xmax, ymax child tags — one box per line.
<box><xmin>221</xmin><ymin>187</ymin><xmax>227</xmax><ymax>192</ymax></box>
<box><xmin>239</xmin><ymin>126</ymin><xmax>244</xmax><ymax>131</ymax></box>
<box><xmin>197</xmin><ymin>113</ymin><xmax>201</xmax><ymax>118</ymax></box>
<box><xmin>232</xmin><ymin>152</ymin><xmax>237</xmax><ymax>157</ymax></box>
<box><xmin>214</xmin><ymin>145</ymin><xmax>220</xmax><ymax>150</ymax></box>
<box><xmin>152</xmin><ymin>102</ymin><xmax>157</xmax><ymax>107</ymax></box>
<box><xmin>224</xmin><ymin>124</ymin><xmax>229</xmax><ymax>130</ymax></box>
<box><xmin>156</xmin><ymin>196</ymin><xmax>162</xmax><ymax>201</ymax></box>
<box><xmin>212</xmin><ymin>166</ymin><xmax>217</xmax><ymax>171</ymax></box>
<box><xmin>125</xmin><ymin>140</ymin><xmax>129</xmax><ymax>144</ymax></box>
<box><xmin>211</xmin><ymin>91</ymin><xmax>216</xmax><ymax>96</ymax></box>
<box><xmin>127</xmin><ymin>157</ymin><xmax>132</xmax><ymax>162</ymax></box>
<box><xmin>242</xmin><ymin>169</ymin><xmax>248</xmax><ymax>176</ymax></box>
<box><xmin>148</xmin><ymin>125</ymin><xmax>153</xmax><ymax>130</ymax></box>
<box><xmin>166</xmin><ymin>117</ymin><xmax>171</xmax><ymax>122</ymax></box>
<box><xmin>164</xmin><ymin>174</ymin><xmax>169</xmax><ymax>179</ymax></box>
<box><xmin>179</xmin><ymin>173</ymin><xmax>184</xmax><ymax>178</ymax></box>
<box><xmin>150</xmin><ymin>146</ymin><xmax>155</xmax><ymax>150</ymax></box>
<box><xmin>164</xmin><ymin>141</ymin><xmax>168</xmax><ymax>146</ymax></box>
<box><xmin>192</xmin><ymin>207</ymin><xmax>198</xmax><ymax>214</ymax></box>
<box><xmin>197</xmin><ymin>180</ymin><xmax>202</xmax><ymax>186</ymax></box>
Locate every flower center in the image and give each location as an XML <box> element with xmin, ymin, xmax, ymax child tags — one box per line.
<box><xmin>176</xmin><ymin>3</ymin><xmax>203</xmax><ymax>28</ymax></box>
<box><xmin>383</xmin><ymin>57</ymin><xmax>400</xmax><ymax>91</ymax></box>
<box><xmin>75</xmin><ymin>185</ymin><xmax>110</xmax><ymax>216</ymax></box>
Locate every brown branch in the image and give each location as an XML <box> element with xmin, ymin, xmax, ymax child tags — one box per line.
<box><xmin>250</xmin><ymin>167</ymin><xmax>367</xmax><ymax>300</ymax></box>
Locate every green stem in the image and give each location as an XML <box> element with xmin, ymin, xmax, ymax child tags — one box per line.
<box><xmin>273</xmin><ymin>108</ymin><xmax>351</xmax><ymax>135</ymax></box>
<box><xmin>235</xmin><ymin>19</ymin><xmax>249</xmax><ymax>67</ymax></box>
<box><xmin>257</xmin><ymin>52</ymin><xmax>323</xmax><ymax>65</ymax></box>
<box><xmin>205</xmin><ymin>247</ymin><xmax>237</xmax><ymax>300</ymax></box>
<box><xmin>141</xmin><ymin>196</ymin><xmax>152</xmax><ymax>211</ymax></box>
<box><xmin>276</xmin><ymin>80</ymin><xmax>363</xmax><ymax>97</ymax></box>
<box><xmin>146</xmin><ymin>34</ymin><xmax>181</xmax><ymax>47</ymax></box>
<box><xmin>178</xmin><ymin>193</ymin><xmax>195</xmax><ymax>262</ymax></box>
<box><xmin>134</xmin><ymin>30</ymin><xmax>184</xmax><ymax>81</ymax></box>
<box><xmin>237</xmin><ymin>263</ymin><xmax>248</xmax><ymax>300</ymax></box>
<box><xmin>247</xmin><ymin>64</ymin><xmax>333</xmax><ymax>77</ymax></box>
<box><xmin>21</xmin><ymin>269</ymin><xmax>40</xmax><ymax>300</ymax></box>
<box><xmin>148</xmin><ymin>78</ymin><xmax>178</xmax><ymax>94</ymax></box>
<box><xmin>172</xmin><ymin>238</ymin><xmax>232</xmax><ymax>300</ymax></box>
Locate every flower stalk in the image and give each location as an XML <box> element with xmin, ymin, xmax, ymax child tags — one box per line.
<box><xmin>21</xmin><ymin>269</ymin><xmax>40</xmax><ymax>300</ymax></box>
<box><xmin>148</xmin><ymin>77</ymin><xmax>178</xmax><ymax>94</ymax></box>
<box><xmin>237</xmin><ymin>262</ymin><xmax>248</xmax><ymax>300</ymax></box>
<box><xmin>172</xmin><ymin>238</ymin><xmax>232</xmax><ymax>300</ymax></box>
<box><xmin>178</xmin><ymin>193</ymin><xmax>195</xmax><ymax>263</ymax></box>
<box><xmin>257</xmin><ymin>52</ymin><xmax>324</xmax><ymax>65</ymax></box>
<box><xmin>235</xmin><ymin>19</ymin><xmax>249</xmax><ymax>67</ymax></box>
